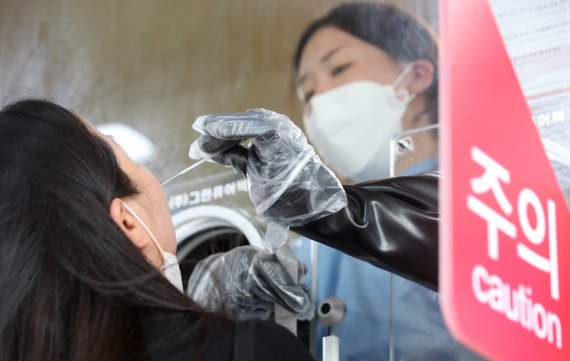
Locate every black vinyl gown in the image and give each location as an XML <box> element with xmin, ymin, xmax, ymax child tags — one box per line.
<box><xmin>293</xmin><ymin>172</ymin><xmax>439</xmax><ymax>291</ymax></box>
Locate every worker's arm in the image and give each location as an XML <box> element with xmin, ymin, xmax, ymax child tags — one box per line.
<box><xmin>293</xmin><ymin>173</ymin><xmax>439</xmax><ymax>290</ymax></box>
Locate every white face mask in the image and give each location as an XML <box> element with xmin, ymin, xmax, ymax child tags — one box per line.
<box><xmin>122</xmin><ymin>201</ymin><xmax>184</xmax><ymax>292</ymax></box>
<box><xmin>304</xmin><ymin>64</ymin><xmax>414</xmax><ymax>181</ymax></box>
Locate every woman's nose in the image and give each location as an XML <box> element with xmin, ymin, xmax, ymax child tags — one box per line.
<box><xmin>313</xmin><ymin>79</ymin><xmax>336</xmax><ymax>98</ymax></box>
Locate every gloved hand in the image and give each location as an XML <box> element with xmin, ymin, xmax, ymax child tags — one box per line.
<box><xmin>189</xmin><ymin>109</ymin><xmax>347</xmax><ymax>228</ymax></box>
<box><xmin>186</xmin><ymin>245</ymin><xmax>314</xmax><ymax>321</ymax></box>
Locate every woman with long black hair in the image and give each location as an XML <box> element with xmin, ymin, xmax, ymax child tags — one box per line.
<box><xmin>0</xmin><ymin>99</ymin><xmax>314</xmax><ymax>361</ymax></box>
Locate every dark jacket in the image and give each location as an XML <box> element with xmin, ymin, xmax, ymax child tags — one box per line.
<box><xmin>144</xmin><ymin>313</ymin><xmax>314</xmax><ymax>361</ymax></box>
<box><xmin>202</xmin><ymin>320</ymin><xmax>314</xmax><ymax>361</ymax></box>
<box><xmin>293</xmin><ymin>173</ymin><xmax>439</xmax><ymax>291</ymax></box>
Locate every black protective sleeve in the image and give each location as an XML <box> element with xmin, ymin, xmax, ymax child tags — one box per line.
<box><xmin>292</xmin><ymin>173</ymin><xmax>439</xmax><ymax>291</ymax></box>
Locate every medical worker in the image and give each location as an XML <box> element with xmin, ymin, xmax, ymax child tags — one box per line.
<box><xmin>293</xmin><ymin>3</ymin><xmax>452</xmax><ymax>360</ymax></box>
<box><xmin>191</xmin><ymin>2</ymin><xmax>484</xmax><ymax>360</ymax></box>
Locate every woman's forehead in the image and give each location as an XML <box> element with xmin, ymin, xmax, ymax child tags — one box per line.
<box><xmin>298</xmin><ymin>27</ymin><xmax>394</xmax><ymax>83</ymax></box>
<box><xmin>297</xmin><ymin>29</ymin><xmax>356</xmax><ymax>82</ymax></box>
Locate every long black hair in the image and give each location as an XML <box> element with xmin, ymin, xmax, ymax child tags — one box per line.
<box><xmin>293</xmin><ymin>1</ymin><xmax>439</xmax><ymax>122</ymax></box>
<box><xmin>0</xmin><ymin>99</ymin><xmax>223</xmax><ymax>361</ymax></box>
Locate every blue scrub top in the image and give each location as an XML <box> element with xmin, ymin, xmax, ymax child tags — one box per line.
<box><xmin>290</xmin><ymin>158</ymin><xmax>485</xmax><ymax>360</ymax></box>
<box><xmin>290</xmin><ymin>239</ymin><xmax>485</xmax><ymax>361</ymax></box>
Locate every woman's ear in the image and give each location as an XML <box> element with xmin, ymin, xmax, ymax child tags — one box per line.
<box><xmin>407</xmin><ymin>59</ymin><xmax>435</xmax><ymax>95</ymax></box>
<box><xmin>109</xmin><ymin>198</ymin><xmax>150</xmax><ymax>250</ymax></box>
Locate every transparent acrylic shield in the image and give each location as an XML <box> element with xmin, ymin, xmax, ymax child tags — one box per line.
<box><xmin>389</xmin><ymin>124</ymin><xmax>485</xmax><ymax>360</ymax></box>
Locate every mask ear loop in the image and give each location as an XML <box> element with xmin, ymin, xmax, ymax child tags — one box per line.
<box><xmin>392</xmin><ymin>63</ymin><xmax>416</xmax><ymax>103</ymax></box>
<box><xmin>122</xmin><ymin>201</ymin><xmax>166</xmax><ymax>266</ymax></box>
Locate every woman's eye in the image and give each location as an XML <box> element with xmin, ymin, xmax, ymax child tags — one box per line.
<box><xmin>331</xmin><ymin>63</ymin><xmax>352</xmax><ymax>77</ymax></box>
